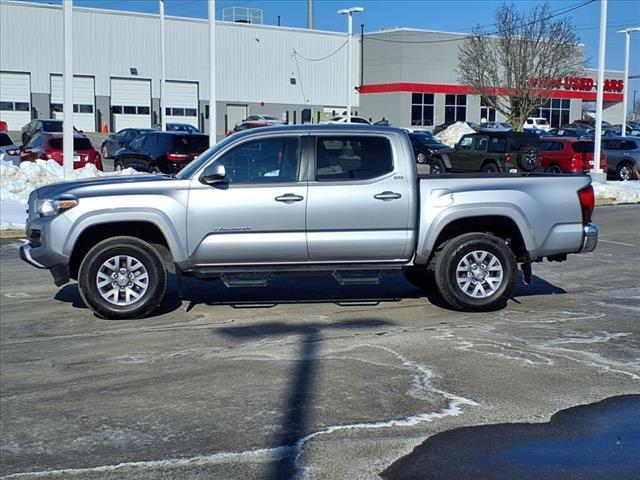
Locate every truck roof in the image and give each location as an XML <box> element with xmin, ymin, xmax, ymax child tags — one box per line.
<box><xmin>228</xmin><ymin>124</ymin><xmax>408</xmax><ymax>139</ymax></box>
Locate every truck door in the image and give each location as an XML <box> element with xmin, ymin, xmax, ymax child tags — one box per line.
<box><xmin>187</xmin><ymin>134</ymin><xmax>309</xmax><ymax>265</ymax></box>
<box><xmin>305</xmin><ymin>134</ymin><xmax>412</xmax><ymax>262</ymax></box>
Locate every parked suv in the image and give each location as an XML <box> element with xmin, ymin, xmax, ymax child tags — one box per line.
<box><xmin>432</xmin><ymin>131</ymin><xmax>540</xmax><ymax>173</ymax></box>
<box><xmin>602</xmin><ymin>137</ymin><xmax>640</xmax><ymax>181</ymax></box>
<box><xmin>114</xmin><ymin>132</ymin><xmax>209</xmax><ymax>173</ymax></box>
<box><xmin>20</xmin><ymin>133</ymin><xmax>103</xmax><ymax>170</ymax></box>
<box><xmin>101</xmin><ymin>128</ymin><xmax>153</xmax><ymax>159</ymax></box>
<box><xmin>407</xmin><ymin>132</ymin><xmax>449</xmax><ymax>166</ymax></box>
<box><xmin>21</xmin><ymin>119</ymin><xmax>79</xmax><ymax>146</ymax></box>
<box><xmin>524</xmin><ymin>117</ymin><xmax>551</xmax><ymax>132</ymax></box>
<box><xmin>539</xmin><ymin>138</ymin><xmax>606</xmax><ymax>173</ymax></box>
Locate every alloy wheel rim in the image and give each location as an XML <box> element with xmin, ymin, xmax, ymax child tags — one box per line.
<box><xmin>620</xmin><ymin>166</ymin><xmax>632</xmax><ymax>181</ymax></box>
<box><xmin>455</xmin><ymin>250</ymin><xmax>503</xmax><ymax>298</ymax></box>
<box><xmin>417</xmin><ymin>152</ymin><xmax>426</xmax><ymax>164</ymax></box>
<box><xmin>96</xmin><ymin>255</ymin><xmax>149</xmax><ymax>306</ymax></box>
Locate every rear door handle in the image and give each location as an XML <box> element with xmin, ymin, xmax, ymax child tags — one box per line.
<box><xmin>374</xmin><ymin>191</ymin><xmax>402</xmax><ymax>201</ymax></box>
<box><xmin>275</xmin><ymin>193</ymin><xmax>304</xmax><ymax>203</ymax></box>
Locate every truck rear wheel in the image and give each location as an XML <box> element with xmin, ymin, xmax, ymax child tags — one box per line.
<box><xmin>434</xmin><ymin>233</ymin><xmax>516</xmax><ymax>311</ymax></box>
<box><xmin>78</xmin><ymin>236</ymin><xmax>167</xmax><ymax>319</ymax></box>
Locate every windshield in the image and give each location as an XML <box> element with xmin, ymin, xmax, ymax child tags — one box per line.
<box><xmin>175</xmin><ymin>135</ymin><xmax>236</xmax><ymax>180</ymax></box>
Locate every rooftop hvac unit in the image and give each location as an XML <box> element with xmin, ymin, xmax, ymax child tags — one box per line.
<box><xmin>222</xmin><ymin>6</ymin><xmax>264</xmax><ymax>24</ymax></box>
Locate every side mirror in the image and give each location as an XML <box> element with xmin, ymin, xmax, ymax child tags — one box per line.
<box><xmin>200</xmin><ymin>163</ymin><xmax>226</xmax><ymax>185</ymax></box>
<box><xmin>454</xmin><ymin>143</ymin><xmax>460</xmax><ymax>150</ymax></box>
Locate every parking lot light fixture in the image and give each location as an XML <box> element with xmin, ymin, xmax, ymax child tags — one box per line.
<box><xmin>160</xmin><ymin>0</ymin><xmax>166</xmax><ymax>132</ymax></box>
<box><xmin>338</xmin><ymin>7</ymin><xmax>364</xmax><ymax>123</ymax></box>
<box><xmin>616</xmin><ymin>27</ymin><xmax>640</xmax><ymax>137</ymax></box>
<box><xmin>209</xmin><ymin>0</ymin><xmax>216</xmax><ymax>146</ymax></box>
<box><xmin>592</xmin><ymin>0</ymin><xmax>607</xmax><ymax>180</ymax></box>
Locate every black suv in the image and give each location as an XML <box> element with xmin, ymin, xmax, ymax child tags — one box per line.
<box><xmin>21</xmin><ymin>119</ymin><xmax>79</xmax><ymax>146</ymax></box>
<box><xmin>432</xmin><ymin>131</ymin><xmax>540</xmax><ymax>174</ymax></box>
<box><xmin>114</xmin><ymin>132</ymin><xmax>209</xmax><ymax>174</ymax></box>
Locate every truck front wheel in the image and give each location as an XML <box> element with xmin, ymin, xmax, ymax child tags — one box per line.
<box><xmin>434</xmin><ymin>233</ymin><xmax>516</xmax><ymax>311</ymax></box>
<box><xmin>78</xmin><ymin>236</ymin><xmax>167</xmax><ymax>319</ymax></box>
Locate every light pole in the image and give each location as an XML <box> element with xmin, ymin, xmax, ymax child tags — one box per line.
<box><xmin>616</xmin><ymin>27</ymin><xmax>640</xmax><ymax>136</ymax></box>
<box><xmin>634</xmin><ymin>90</ymin><xmax>638</xmax><ymax>120</ymax></box>
<box><xmin>160</xmin><ymin>0</ymin><xmax>166</xmax><ymax>131</ymax></box>
<box><xmin>338</xmin><ymin>7</ymin><xmax>363</xmax><ymax>122</ymax></box>
<box><xmin>592</xmin><ymin>0</ymin><xmax>607</xmax><ymax>181</ymax></box>
<box><xmin>63</xmin><ymin>0</ymin><xmax>73</xmax><ymax>179</ymax></box>
<box><xmin>209</xmin><ymin>0</ymin><xmax>216</xmax><ymax>146</ymax></box>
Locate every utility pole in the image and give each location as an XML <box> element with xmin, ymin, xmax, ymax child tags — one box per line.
<box><xmin>63</xmin><ymin>0</ymin><xmax>73</xmax><ymax>179</ymax></box>
<box><xmin>307</xmin><ymin>0</ymin><xmax>313</xmax><ymax>29</ymax></box>
<box><xmin>209</xmin><ymin>0</ymin><xmax>216</xmax><ymax>146</ymax></box>
<box><xmin>592</xmin><ymin>0</ymin><xmax>606</xmax><ymax>181</ymax></box>
<box><xmin>160</xmin><ymin>0</ymin><xmax>166</xmax><ymax>131</ymax></box>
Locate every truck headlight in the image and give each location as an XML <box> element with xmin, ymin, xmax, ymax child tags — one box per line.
<box><xmin>36</xmin><ymin>198</ymin><xmax>78</xmax><ymax>217</ymax></box>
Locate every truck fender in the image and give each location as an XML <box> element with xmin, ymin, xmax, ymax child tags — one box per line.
<box><xmin>62</xmin><ymin>208</ymin><xmax>188</xmax><ymax>263</ymax></box>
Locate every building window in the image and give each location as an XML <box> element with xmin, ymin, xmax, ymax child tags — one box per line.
<box><xmin>537</xmin><ymin>99</ymin><xmax>570</xmax><ymax>128</ymax></box>
<box><xmin>411</xmin><ymin>93</ymin><xmax>434</xmax><ymax>126</ymax></box>
<box><xmin>445</xmin><ymin>94</ymin><xmax>466</xmax><ymax>122</ymax></box>
<box><xmin>480</xmin><ymin>97</ymin><xmax>496</xmax><ymax>122</ymax></box>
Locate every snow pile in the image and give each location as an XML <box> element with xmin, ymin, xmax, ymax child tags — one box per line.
<box><xmin>435</xmin><ymin>121</ymin><xmax>476</xmax><ymax>146</ymax></box>
<box><xmin>1</xmin><ymin>159</ymin><xmax>139</xmax><ymax>205</ymax></box>
<box><xmin>1</xmin><ymin>160</ymin><xmax>141</xmax><ymax>230</ymax></box>
<box><xmin>593</xmin><ymin>181</ymin><xmax>640</xmax><ymax>205</ymax></box>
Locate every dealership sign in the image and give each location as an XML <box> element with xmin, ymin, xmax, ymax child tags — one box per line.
<box><xmin>532</xmin><ymin>76</ymin><xmax>624</xmax><ymax>93</ymax></box>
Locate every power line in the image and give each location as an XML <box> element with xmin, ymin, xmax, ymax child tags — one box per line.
<box><xmin>293</xmin><ymin>39</ymin><xmax>348</xmax><ymax>62</ymax></box>
<box><xmin>365</xmin><ymin>0</ymin><xmax>596</xmax><ymax>45</ymax></box>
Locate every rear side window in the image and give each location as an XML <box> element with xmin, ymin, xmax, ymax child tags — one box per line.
<box><xmin>48</xmin><ymin>138</ymin><xmax>93</xmax><ymax>150</ymax></box>
<box><xmin>42</xmin><ymin>121</ymin><xmax>63</xmax><ymax>132</ymax></box>
<box><xmin>487</xmin><ymin>137</ymin><xmax>507</xmax><ymax>153</ymax></box>
<box><xmin>621</xmin><ymin>140</ymin><xmax>638</xmax><ymax>150</ymax></box>
<box><xmin>572</xmin><ymin>142</ymin><xmax>594</xmax><ymax>153</ymax></box>
<box><xmin>315</xmin><ymin>136</ymin><xmax>393</xmax><ymax>181</ymax></box>
<box><xmin>173</xmin><ymin>135</ymin><xmax>209</xmax><ymax>153</ymax></box>
<box><xmin>540</xmin><ymin>141</ymin><xmax>563</xmax><ymax>151</ymax></box>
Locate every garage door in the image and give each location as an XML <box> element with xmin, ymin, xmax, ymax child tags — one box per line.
<box><xmin>0</xmin><ymin>72</ymin><xmax>31</xmax><ymax>130</ymax></box>
<box><xmin>165</xmin><ymin>81</ymin><xmax>198</xmax><ymax>129</ymax></box>
<box><xmin>50</xmin><ymin>75</ymin><xmax>95</xmax><ymax>132</ymax></box>
<box><xmin>111</xmin><ymin>78</ymin><xmax>151</xmax><ymax>130</ymax></box>
<box><xmin>226</xmin><ymin>104</ymin><xmax>247</xmax><ymax>132</ymax></box>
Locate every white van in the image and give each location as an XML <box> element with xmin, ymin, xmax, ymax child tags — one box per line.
<box><xmin>524</xmin><ymin>117</ymin><xmax>551</xmax><ymax>132</ymax></box>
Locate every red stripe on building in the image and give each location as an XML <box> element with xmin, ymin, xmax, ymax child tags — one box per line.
<box><xmin>359</xmin><ymin>82</ymin><xmax>623</xmax><ymax>102</ymax></box>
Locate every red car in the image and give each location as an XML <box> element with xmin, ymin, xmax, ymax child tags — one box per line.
<box><xmin>539</xmin><ymin>137</ymin><xmax>606</xmax><ymax>174</ymax></box>
<box><xmin>20</xmin><ymin>132</ymin><xmax>103</xmax><ymax>170</ymax></box>
<box><xmin>0</xmin><ymin>120</ymin><xmax>7</xmax><ymax>132</ymax></box>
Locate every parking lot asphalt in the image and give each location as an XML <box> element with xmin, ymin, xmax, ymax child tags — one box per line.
<box><xmin>1</xmin><ymin>205</ymin><xmax>639</xmax><ymax>479</ymax></box>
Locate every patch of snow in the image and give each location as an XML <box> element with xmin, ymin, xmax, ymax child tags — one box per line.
<box><xmin>593</xmin><ymin>181</ymin><xmax>640</xmax><ymax>204</ymax></box>
<box><xmin>1</xmin><ymin>159</ymin><xmax>141</xmax><ymax>230</ymax></box>
<box><xmin>435</xmin><ymin>121</ymin><xmax>476</xmax><ymax>146</ymax></box>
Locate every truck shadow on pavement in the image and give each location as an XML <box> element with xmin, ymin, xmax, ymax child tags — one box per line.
<box><xmin>53</xmin><ymin>272</ymin><xmax>566</xmax><ymax>318</ymax></box>
<box><xmin>216</xmin><ymin>318</ymin><xmax>395</xmax><ymax>480</ymax></box>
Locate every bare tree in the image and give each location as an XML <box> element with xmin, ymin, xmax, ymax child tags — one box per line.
<box><xmin>458</xmin><ymin>2</ymin><xmax>584</xmax><ymax>131</ymax></box>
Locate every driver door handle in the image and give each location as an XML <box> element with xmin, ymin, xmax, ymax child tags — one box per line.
<box><xmin>275</xmin><ymin>193</ymin><xmax>304</xmax><ymax>203</ymax></box>
<box><xmin>374</xmin><ymin>191</ymin><xmax>402</xmax><ymax>201</ymax></box>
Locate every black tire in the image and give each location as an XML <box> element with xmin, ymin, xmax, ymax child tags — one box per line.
<box><xmin>150</xmin><ymin>165</ymin><xmax>162</xmax><ymax>174</ymax></box>
<box><xmin>517</xmin><ymin>146</ymin><xmax>540</xmax><ymax>172</ymax></box>
<box><xmin>78</xmin><ymin>236</ymin><xmax>167</xmax><ymax>319</ymax></box>
<box><xmin>114</xmin><ymin>160</ymin><xmax>124</xmax><ymax>172</ymax></box>
<box><xmin>434</xmin><ymin>233</ymin><xmax>516</xmax><ymax>312</ymax></box>
<box><xmin>616</xmin><ymin>161</ymin><xmax>638</xmax><ymax>181</ymax></box>
<box><xmin>429</xmin><ymin>156</ymin><xmax>446</xmax><ymax>175</ymax></box>
<box><xmin>481</xmin><ymin>161</ymin><xmax>500</xmax><ymax>173</ymax></box>
<box><xmin>545</xmin><ymin>164</ymin><xmax>563</xmax><ymax>174</ymax></box>
<box><xmin>101</xmin><ymin>144</ymin><xmax>110</xmax><ymax>159</ymax></box>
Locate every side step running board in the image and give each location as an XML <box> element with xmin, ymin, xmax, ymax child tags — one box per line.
<box><xmin>332</xmin><ymin>270</ymin><xmax>383</xmax><ymax>286</ymax></box>
<box><xmin>220</xmin><ymin>273</ymin><xmax>272</xmax><ymax>288</ymax></box>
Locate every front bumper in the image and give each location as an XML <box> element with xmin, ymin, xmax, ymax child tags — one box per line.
<box><xmin>20</xmin><ymin>243</ymin><xmax>70</xmax><ymax>286</ymax></box>
<box><xmin>578</xmin><ymin>223</ymin><xmax>598</xmax><ymax>253</ymax></box>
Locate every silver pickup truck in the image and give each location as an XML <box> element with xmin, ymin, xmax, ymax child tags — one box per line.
<box><xmin>20</xmin><ymin>125</ymin><xmax>598</xmax><ymax>319</ymax></box>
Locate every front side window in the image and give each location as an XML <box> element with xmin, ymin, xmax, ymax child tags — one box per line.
<box><xmin>458</xmin><ymin>135</ymin><xmax>473</xmax><ymax>149</ymax></box>
<box><xmin>214</xmin><ymin>137</ymin><xmax>301</xmax><ymax>184</ymax></box>
<box><xmin>315</xmin><ymin>136</ymin><xmax>393</xmax><ymax>181</ymax></box>
<box><xmin>129</xmin><ymin>136</ymin><xmax>145</xmax><ymax>151</ymax></box>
